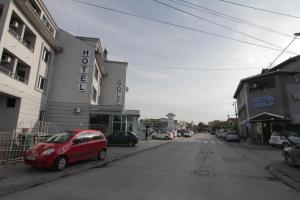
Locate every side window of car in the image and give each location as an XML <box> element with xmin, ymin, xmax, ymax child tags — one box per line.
<box><xmin>91</xmin><ymin>132</ymin><xmax>104</xmax><ymax>140</ymax></box>
<box><xmin>75</xmin><ymin>132</ymin><xmax>90</xmax><ymax>143</ymax></box>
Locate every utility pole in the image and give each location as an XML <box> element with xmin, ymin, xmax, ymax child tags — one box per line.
<box><xmin>233</xmin><ymin>102</ymin><xmax>239</xmax><ymax>132</ymax></box>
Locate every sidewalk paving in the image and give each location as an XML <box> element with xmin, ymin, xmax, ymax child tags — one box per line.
<box><xmin>0</xmin><ymin>139</ymin><xmax>171</xmax><ymax>197</ymax></box>
<box><xmin>228</xmin><ymin>140</ymin><xmax>300</xmax><ymax>192</ymax></box>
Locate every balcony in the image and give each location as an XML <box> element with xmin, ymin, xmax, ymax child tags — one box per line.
<box><xmin>14</xmin><ymin>0</ymin><xmax>62</xmax><ymax>52</ymax></box>
<box><xmin>0</xmin><ymin>65</ymin><xmax>27</xmax><ymax>84</ymax></box>
<box><xmin>27</xmin><ymin>0</ymin><xmax>41</xmax><ymax>17</ymax></box>
<box><xmin>0</xmin><ymin>50</ymin><xmax>31</xmax><ymax>84</ymax></box>
<box><xmin>9</xmin><ymin>12</ymin><xmax>36</xmax><ymax>52</ymax></box>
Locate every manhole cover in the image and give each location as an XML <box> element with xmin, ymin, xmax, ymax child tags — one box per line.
<box><xmin>0</xmin><ymin>177</ymin><xmax>6</xmax><ymax>181</ymax></box>
<box><xmin>194</xmin><ymin>170</ymin><xmax>215</xmax><ymax>177</ymax></box>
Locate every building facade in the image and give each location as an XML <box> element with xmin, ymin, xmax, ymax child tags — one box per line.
<box><xmin>234</xmin><ymin>56</ymin><xmax>300</xmax><ymax>143</ymax></box>
<box><xmin>0</xmin><ymin>0</ymin><xmax>140</xmax><ymax>136</ymax></box>
<box><xmin>0</xmin><ymin>0</ymin><xmax>61</xmax><ymax>132</ymax></box>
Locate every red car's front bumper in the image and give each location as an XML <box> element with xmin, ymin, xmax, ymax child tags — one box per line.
<box><xmin>24</xmin><ymin>153</ymin><xmax>56</xmax><ymax>168</ymax></box>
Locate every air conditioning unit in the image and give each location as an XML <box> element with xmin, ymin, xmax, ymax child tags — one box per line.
<box><xmin>11</xmin><ymin>21</ymin><xmax>19</xmax><ymax>29</ymax></box>
<box><xmin>73</xmin><ymin>107</ymin><xmax>81</xmax><ymax>113</ymax></box>
<box><xmin>1</xmin><ymin>55</ymin><xmax>12</xmax><ymax>63</ymax></box>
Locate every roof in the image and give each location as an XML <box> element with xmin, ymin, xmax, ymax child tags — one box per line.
<box><xmin>249</xmin><ymin>112</ymin><xmax>289</xmax><ymax>122</ymax></box>
<box><xmin>269</xmin><ymin>55</ymin><xmax>300</xmax><ymax>72</ymax></box>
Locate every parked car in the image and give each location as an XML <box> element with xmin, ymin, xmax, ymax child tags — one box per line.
<box><xmin>225</xmin><ymin>131</ymin><xmax>240</xmax><ymax>142</ymax></box>
<box><xmin>24</xmin><ymin>130</ymin><xmax>107</xmax><ymax>171</ymax></box>
<box><xmin>283</xmin><ymin>144</ymin><xmax>300</xmax><ymax>167</ymax></box>
<box><xmin>152</xmin><ymin>131</ymin><xmax>174</xmax><ymax>140</ymax></box>
<box><xmin>269</xmin><ymin>131</ymin><xmax>300</xmax><ymax>148</ymax></box>
<box><xmin>107</xmin><ymin>132</ymin><xmax>138</xmax><ymax>147</ymax></box>
<box><xmin>183</xmin><ymin>131</ymin><xmax>192</xmax><ymax>138</ymax></box>
<box><xmin>177</xmin><ymin>129</ymin><xmax>185</xmax><ymax>137</ymax></box>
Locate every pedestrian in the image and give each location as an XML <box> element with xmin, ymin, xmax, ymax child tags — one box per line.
<box><xmin>145</xmin><ymin>128</ymin><xmax>149</xmax><ymax>141</ymax></box>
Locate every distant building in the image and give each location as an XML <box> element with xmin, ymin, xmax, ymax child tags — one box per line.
<box><xmin>234</xmin><ymin>55</ymin><xmax>300</xmax><ymax>143</ymax></box>
<box><xmin>140</xmin><ymin>118</ymin><xmax>168</xmax><ymax>131</ymax></box>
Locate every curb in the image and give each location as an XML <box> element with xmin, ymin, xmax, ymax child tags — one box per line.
<box><xmin>266</xmin><ymin>164</ymin><xmax>300</xmax><ymax>193</ymax></box>
<box><xmin>0</xmin><ymin>141</ymin><xmax>172</xmax><ymax>197</ymax></box>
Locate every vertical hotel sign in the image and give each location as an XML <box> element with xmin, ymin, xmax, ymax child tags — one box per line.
<box><xmin>116</xmin><ymin>80</ymin><xmax>122</xmax><ymax>105</ymax></box>
<box><xmin>78</xmin><ymin>49</ymin><xmax>90</xmax><ymax>92</ymax></box>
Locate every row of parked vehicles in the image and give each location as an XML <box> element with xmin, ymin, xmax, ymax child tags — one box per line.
<box><xmin>24</xmin><ymin>130</ymin><xmax>139</xmax><ymax>171</ymax></box>
<box><xmin>214</xmin><ymin>129</ymin><xmax>240</xmax><ymax>142</ymax></box>
<box><xmin>268</xmin><ymin>130</ymin><xmax>300</xmax><ymax>167</ymax></box>
<box><xmin>151</xmin><ymin>130</ymin><xmax>194</xmax><ymax>140</ymax></box>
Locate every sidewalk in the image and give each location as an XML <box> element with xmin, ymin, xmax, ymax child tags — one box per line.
<box><xmin>228</xmin><ymin>140</ymin><xmax>300</xmax><ymax>192</ymax></box>
<box><xmin>0</xmin><ymin>140</ymin><xmax>171</xmax><ymax>197</ymax></box>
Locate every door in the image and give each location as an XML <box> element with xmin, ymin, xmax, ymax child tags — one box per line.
<box><xmin>90</xmin><ymin>131</ymin><xmax>106</xmax><ymax>156</ymax></box>
<box><xmin>119</xmin><ymin>132</ymin><xmax>128</xmax><ymax>144</ymax></box>
<box><xmin>68</xmin><ymin>132</ymin><xmax>91</xmax><ymax>162</ymax></box>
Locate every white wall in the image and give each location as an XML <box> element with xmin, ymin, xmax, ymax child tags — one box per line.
<box><xmin>0</xmin><ymin>0</ymin><xmax>56</xmax><ymax>130</ymax></box>
<box><xmin>100</xmin><ymin>61</ymin><xmax>127</xmax><ymax>111</ymax></box>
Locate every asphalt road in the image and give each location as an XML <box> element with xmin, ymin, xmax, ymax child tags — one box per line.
<box><xmin>2</xmin><ymin>134</ymin><xmax>300</xmax><ymax>200</ymax></box>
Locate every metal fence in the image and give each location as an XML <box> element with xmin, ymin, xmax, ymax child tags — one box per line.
<box><xmin>0</xmin><ymin>134</ymin><xmax>50</xmax><ymax>165</ymax></box>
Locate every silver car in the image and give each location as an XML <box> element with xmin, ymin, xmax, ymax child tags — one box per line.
<box><xmin>269</xmin><ymin>131</ymin><xmax>300</xmax><ymax>148</ymax></box>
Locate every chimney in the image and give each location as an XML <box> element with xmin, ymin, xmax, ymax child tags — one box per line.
<box><xmin>103</xmin><ymin>48</ymin><xmax>108</xmax><ymax>61</ymax></box>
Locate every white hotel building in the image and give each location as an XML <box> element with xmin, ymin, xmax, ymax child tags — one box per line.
<box><xmin>0</xmin><ymin>0</ymin><xmax>139</xmax><ymax>135</ymax></box>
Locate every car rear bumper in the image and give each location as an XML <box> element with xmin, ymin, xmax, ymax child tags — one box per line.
<box><xmin>269</xmin><ymin>140</ymin><xmax>284</xmax><ymax>145</ymax></box>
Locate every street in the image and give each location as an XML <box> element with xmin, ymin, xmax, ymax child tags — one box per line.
<box><xmin>2</xmin><ymin>133</ymin><xmax>300</xmax><ymax>200</ymax></box>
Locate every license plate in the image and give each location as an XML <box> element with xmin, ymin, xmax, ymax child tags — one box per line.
<box><xmin>26</xmin><ymin>155</ymin><xmax>36</xmax><ymax>161</ymax></box>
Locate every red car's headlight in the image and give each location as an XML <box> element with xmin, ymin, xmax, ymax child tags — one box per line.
<box><xmin>41</xmin><ymin>149</ymin><xmax>55</xmax><ymax>156</ymax></box>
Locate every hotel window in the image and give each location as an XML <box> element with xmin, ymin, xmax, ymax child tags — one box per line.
<box><xmin>94</xmin><ymin>65</ymin><xmax>99</xmax><ymax>81</ymax></box>
<box><xmin>92</xmin><ymin>87</ymin><xmax>97</xmax><ymax>102</ymax></box>
<box><xmin>38</xmin><ymin>76</ymin><xmax>46</xmax><ymax>91</ymax></box>
<box><xmin>42</xmin><ymin>47</ymin><xmax>51</xmax><ymax>64</ymax></box>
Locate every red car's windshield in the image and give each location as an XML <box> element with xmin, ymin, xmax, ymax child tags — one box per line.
<box><xmin>45</xmin><ymin>132</ymin><xmax>76</xmax><ymax>144</ymax></box>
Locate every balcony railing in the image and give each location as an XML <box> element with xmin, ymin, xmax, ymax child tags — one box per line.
<box><xmin>8</xmin><ymin>28</ymin><xmax>34</xmax><ymax>52</ymax></box>
<box><xmin>0</xmin><ymin>66</ymin><xmax>28</xmax><ymax>84</ymax></box>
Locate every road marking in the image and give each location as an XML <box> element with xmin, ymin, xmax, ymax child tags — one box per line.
<box><xmin>211</xmin><ymin>141</ymin><xmax>216</xmax><ymax>144</ymax></box>
<box><xmin>203</xmin><ymin>140</ymin><xmax>209</xmax><ymax>144</ymax></box>
<box><xmin>218</xmin><ymin>141</ymin><xmax>223</xmax><ymax>144</ymax></box>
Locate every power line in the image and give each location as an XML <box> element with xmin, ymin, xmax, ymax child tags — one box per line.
<box><xmin>170</xmin><ymin>0</ymin><xmax>294</xmax><ymax>39</ymax></box>
<box><xmin>152</xmin><ymin>0</ymin><xmax>297</xmax><ymax>54</ymax></box>
<box><xmin>220</xmin><ymin>0</ymin><xmax>300</xmax><ymax>19</ymax></box>
<box><xmin>129</xmin><ymin>62</ymin><xmax>259</xmax><ymax>71</ymax></box>
<box><xmin>270</xmin><ymin>35</ymin><xmax>298</xmax><ymax>68</ymax></box>
<box><xmin>67</xmin><ymin>0</ymin><xmax>293</xmax><ymax>53</ymax></box>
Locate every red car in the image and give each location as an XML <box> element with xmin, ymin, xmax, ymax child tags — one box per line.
<box><xmin>24</xmin><ymin>130</ymin><xmax>107</xmax><ymax>170</ymax></box>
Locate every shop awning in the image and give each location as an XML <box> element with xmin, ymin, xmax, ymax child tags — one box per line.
<box><xmin>250</xmin><ymin>112</ymin><xmax>290</xmax><ymax>122</ymax></box>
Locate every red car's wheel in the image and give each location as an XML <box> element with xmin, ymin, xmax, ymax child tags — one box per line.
<box><xmin>54</xmin><ymin>156</ymin><xmax>67</xmax><ymax>171</ymax></box>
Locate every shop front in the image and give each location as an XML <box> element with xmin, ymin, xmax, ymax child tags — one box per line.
<box><xmin>89</xmin><ymin>109</ymin><xmax>140</xmax><ymax>136</ymax></box>
<box><xmin>249</xmin><ymin>112</ymin><xmax>289</xmax><ymax>143</ymax></box>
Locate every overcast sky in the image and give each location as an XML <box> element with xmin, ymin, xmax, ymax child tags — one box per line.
<box><xmin>44</xmin><ymin>0</ymin><xmax>300</xmax><ymax>123</ymax></box>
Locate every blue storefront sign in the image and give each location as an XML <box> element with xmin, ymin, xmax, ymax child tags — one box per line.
<box><xmin>252</xmin><ymin>96</ymin><xmax>275</xmax><ymax>108</ymax></box>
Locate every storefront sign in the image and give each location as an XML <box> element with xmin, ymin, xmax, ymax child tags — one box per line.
<box><xmin>78</xmin><ymin>49</ymin><xmax>90</xmax><ymax>92</ymax></box>
<box><xmin>116</xmin><ymin>80</ymin><xmax>122</xmax><ymax>105</ymax></box>
<box><xmin>252</xmin><ymin>96</ymin><xmax>275</xmax><ymax>108</ymax></box>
